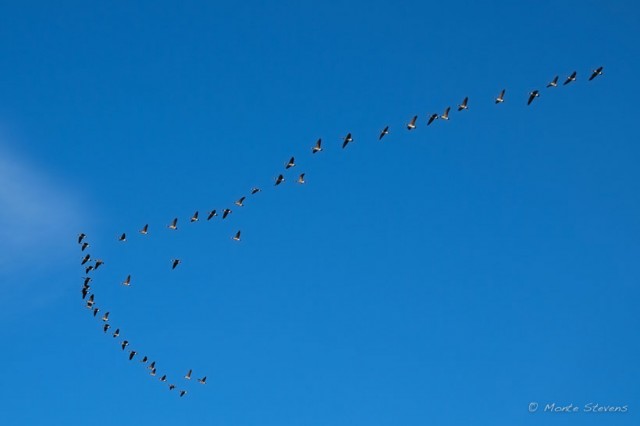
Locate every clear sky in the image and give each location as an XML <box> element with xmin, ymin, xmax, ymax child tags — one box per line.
<box><xmin>1</xmin><ymin>1</ymin><xmax>639</xmax><ymax>425</ymax></box>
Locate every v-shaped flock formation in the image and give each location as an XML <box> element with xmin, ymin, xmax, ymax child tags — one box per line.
<box><xmin>77</xmin><ymin>66</ymin><xmax>604</xmax><ymax>397</ymax></box>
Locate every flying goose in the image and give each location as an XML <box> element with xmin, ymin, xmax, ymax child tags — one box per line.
<box><xmin>150</xmin><ymin>368</ymin><xmax>156</xmax><ymax>376</ymax></box>
<box><xmin>103</xmin><ymin>324</ymin><xmax>110</xmax><ymax>333</ymax></box>
<box><xmin>285</xmin><ymin>157</ymin><xmax>295</xmax><ymax>169</ymax></box>
<box><xmin>495</xmin><ymin>89</ymin><xmax>505</xmax><ymax>104</ymax></box>
<box><xmin>232</xmin><ymin>231</ymin><xmax>241</xmax><ymax>241</ymax></box>
<box><xmin>379</xmin><ymin>126</ymin><xmax>389</xmax><ymax>140</ymax></box>
<box><xmin>171</xmin><ymin>259</ymin><xmax>181</xmax><ymax>270</ymax></box>
<box><xmin>275</xmin><ymin>174</ymin><xmax>285</xmax><ymax>186</ymax></box>
<box><xmin>121</xmin><ymin>340</ymin><xmax>129</xmax><ymax>350</ymax></box>
<box><xmin>168</xmin><ymin>384</ymin><xmax>176</xmax><ymax>391</ymax></box>
<box><xmin>128</xmin><ymin>350</ymin><xmax>137</xmax><ymax>361</ymax></box>
<box><xmin>440</xmin><ymin>107</ymin><xmax>451</xmax><ymax>120</ymax></box>
<box><xmin>527</xmin><ymin>90</ymin><xmax>540</xmax><ymax>105</ymax></box>
<box><xmin>82</xmin><ymin>286</ymin><xmax>89</xmax><ymax>299</ymax></box>
<box><xmin>94</xmin><ymin>259</ymin><xmax>104</xmax><ymax>270</ymax></box>
<box><xmin>139</xmin><ymin>224</ymin><xmax>149</xmax><ymax>235</ymax></box>
<box><xmin>235</xmin><ymin>197</ymin><xmax>246</xmax><ymax>207</ymax></box>
<box><xmin>427</xmin><ymin>113</ymin><xmax>439</xmax><ymax>126</ymax></box>
<box><xmin>297</xmin><ymin>173</ymin><xmax>305</xmax><ymax>184</ymax></box>
<box><xmin>251</xmin><ymin>188</ymin><xmax>261</xmax><ymax>195</ymax></box>
<box><xmin>190</xmin><ymin>211</ymin><xmax>199</xmax><ymax>222</ymax></box>
<box><xmin>81</xmin><ymin>242</ymin><xmax>89</xmax><ymax>251</ymax></box>
<box><xmin>160</xmin><ymin>375</ymin><xmax>167</xmax><ymax>382</ymax></box>
<box><xmin>589</xmin><ymin>66</ymin><xmax>603</xmax><ymax>81</ymax></box>
<box><xmin>457</xmin><ymin>97</ymin><xmax>469</xmax><ymax>111</ymax></box>
<box><xmin>113</xmin><ymin>328</ymin><xmax>120</xmax><ymax>338</ymax></box>
<box><xmin>83</xmin><ymin>277</ymin><xmax>92</xmax><ymax>286</ymax></box>
<box><xmin>101</xmin><ymin>312</ymin><xmax>110</xmax><ymax>322</ymax></box>
<box><xmin>168</xmin><ymin>218</ymin><xmax>178</xmax><ymax>230</ymax></box>
<box><xmin>81</xmin><ymin>254</ymin><xmax>91</xmax><ymax>265</ymax></box>
<box><xmin>222</xmin><ymin>209</ymin><xmax>232</xmax><ymax>219</ymax></box>
<box><xmin>198</xmin><ymin>376</ymin><xmax>207</xmax><ymax>385</ymax></box>
<box><xmin>185</xmin><ymin>370</ymin><xmax>192</xmax><ymax>380</ymax></box>
<box><xmin>93</xmin><ymin>308</ymin><xmax>99</xmax><ymax>317</ymax></box>
<box><xmin>141</xmin><ymin>356</ymin><xmax>148</xmax><ymax>363</ymax></box>
<box><xmin>122</xmin><ymin>275</ymin><xmax>131</xmax><ymax>286</ymax></box>
<box><xmin>342</xmin><ymin>133</ymin><xmax>353</xmax><ymax>149</ymax></box>
<box><xmin>312</xmin><ymin>138</ymin><xmax>323</xmax><ymax>153</ymax></box>
<box><xmin>86</xmin><ymin>295</ymin><xmax>94</xmax><ymax>309</ymax></box>
<box><xmin>207</xmin><ymin>210</ymin><xmax>218</xmax><ymax>220</ymax></box>
<box><xmin>406</xmin><ymin>115</ymin><xmax>418</xmax><ymax>130</ymax></box>
<box><xmin>85</xmin><ymin>265</ymin><xmax>94</xmax><ymax>274</ymax></box>
<box><xmin>78</xmin><ymin>233</ymin><xmax>86</xmax><ymax>244</ymax></box>
<box><xmin>179</xmin><ymin>390</ymin><xmax>187</xmax><ymax>397</ymax></box>
<box><xmin>118</xmin><ymin>233</ymin><xmax>126</xmax><ymax>242</ymax></box>
<box><xmin>563</xmin><ymin>71</ymin><xmax>577</xmax><ymax>85</ymax></box>
<box><xmin>149</xmin><ymin>361</ymin><xmax>156</xmax><ymax>370</ymax></box>
<box><xmin>547</xmin><ymin>76</ymin><xmax>559</xmax><ymax>88</ymax></box>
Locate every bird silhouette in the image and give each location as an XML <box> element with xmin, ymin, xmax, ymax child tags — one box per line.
<box><xmin>527</xmin><ymin>90</ymin><xmax>540</xmax><ymax>105</ymax></box>
<box><xmin>207</xmin><ymin>210</ymin><xmax>218</xmax><ymax>220</ymax></box>
<box><xmin>495</xmin><ymin>89</ymin><xmax>505</xmax><ymax>104</ymax></box>
<box><xmin>312</xmin><ymin>138</ymin><xmax>323</xmax><ymax>153</ymax></box>
<box><xmin>547</xmin><ymin>76</ymin><xmax>559</xmax><ymax>88</ymax></box>
<box><xmin>563</xmin><ymin>71</ymin><xmax>577</xmax><ymax>85</ymax></box>
<box><xmin>589</xmin><ymin>66</ymin><xmax>603</xmax><ymax>81</ymax></box>
<box><xmin>342</xmin><ymin>133</ymin><xmax>353</xmax><ymax>149</ymax></box>
<box><xmin>406</xmin><ymin>115</ymin><xmax>418</xmax><ymax>130</ymax></box>
<box><xmin>139</xmin><ymin>224</ymin><xmax>149</xmax><ymax>235</ymax></box>
<box><xmin>457</xmin><ymin>97</ymin><xmax>469</xmax><ymax>111</ymax></box>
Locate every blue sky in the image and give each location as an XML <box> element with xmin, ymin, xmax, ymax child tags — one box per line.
<box><xmin>1</xmin><ymin>1</ymin><xmax>639</xmax><ymax>425</ymax></box>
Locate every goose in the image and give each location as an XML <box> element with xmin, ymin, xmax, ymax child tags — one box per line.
<box><xmin>86</xmin><ymin>295</ymin><xmax>94</xmax><ymax>309</ymax></box>
<box><xmin>81</xmin><ymin>242</ymin><xmax>89</xmax><ymax>251</ymax></box>
<box><xmin>149</xmin><ymin>361</ymin><xmax>156</xmax><ymax>370</ymax></box>
<box><xmin>232</xmin><ymin>231</ymin><xmax>241</xmax><ymax>241</ymax></box>
<box><xmin>547</xmin><ymin>76</ymin><xmax>559</xmax><ymax>88</ymax></box>
<box><xmin>527</xmin><ymin>90</ymin><xmax>540</xmax><ymax>105</ymax></box>
<box><xmin>93</xmin><ymin>308</ymin><xmax>99</xmax><ymax>317</ymax></box>
<box><xmin>207</xmin><ymin>210</ymin><xmax>218</xmax><ymax>220</ymax></box>
<box><xmin>171</xmin><ymin>259</ymin><xmax>181</xmax><ymax>270</ymax></box>
<box><xmin>128</xmin><ymin>350</ymin><xmax>137</xmax><ymax>360</ymax></box>
<box><xmin>297</xmin><ymin>173</ymin><xmax>306</xmax><ymax>184</ymax></box>
<box><xmin>457</xmin><ymin>97</ymin><xmax>469</xmax><ymax>111</ymax></box>
<box><xmin>190</xmin><ymin>211</ymin><xmax>199</xmax><ymax>222</ymax></box>
<box><xmin>589</xmin><ymin>66</ymin><xmax>603</xmax><ymax>81</ymax></box>
<box><xmin>275</xmin><ymin>174</ymin><xmax>285</xmax><ymax>186</ymax></box>
<box><xmin>122</xmin><ymin>275</ymin><xmax>131</xmax><ymax>286</ymax></box>
<box><xmin>440</xmin><ymin>107</ymin><xmax>451</xmax><ymax>120</ymax></box>
<box><xmin>83</xmin><ymin>277</ymin><xmax>92</xmax><ymax>286</ymax></box>
<box><xmin>94</xmin><ymin>259</ymin><xmax>104</xmax><ymax>270</ymax></box>
<box><xmin>82</xmin><ymin>286</ymin><xmax>89</xmax><ymax>299</ymax></box>
<box><xmin>118</xmin><ymin>233</ymin><xmax>126</xmax><ymax>242</ymax></box>
<box><xmin>101</xmin><ymin>312</ymin><xmax>110</xmax><ymax>322</ymax></box>
<box><xmin>179</xmin><ymin>390</ymin><xmax>187</xmax><ymax>397</ymax></box>
<box><xmin>121</xmin><ymin>340</ymin><xmax>129</xmax><ymax>350</ymax></box>
<box><xmin>85</xmin><ymin>265</ymin><xmax>94</xmax><ymax>274</ymax></box>
<box><xmin>406</xmin><ymin>115</ymin><xmax>418</xmax><ymax>130</ymax></box>
<box><xmin>160</xmin><ymin>375</ymin><xmax>167</xmax><ymax>382</ymax></box>
<box><xmin>427</xmin><ymin>113</ymin><xmax>439</xmax><ymax>126</ymax></box>
<box><xmin>185</xmin><ymin>370</ymin><xmax>192</xmax><ymax>380</ymax></box>
<box><xmin>141</xmin><ymin>356</ymin><xmax>148</xmax><ymax>364</ymax></box>
<box><xmin>222</xmin><ymin>209</ymin><xmax>232</xmax><ymax>219</ymax></box>
<box><xmin>81</xmin><ymin>254</ymin><xmax>91</xmax><ymax>266</ymax></box>
<box><xmin>563</xmin><ymin>71</ymin><xmax>577</xmax><ymax>85</ymax></box>
<box><xmin>168</xmin><ymin>384</ymin><xmax>176</xmax><ymax>391</ymax></box>
<box><xmin>285</xmin><ymin>157</ymin><xmax>295</xmax><ymax>169</ymax></box>
<box><xmin>139</xmin><ymin>224</ymin><xmax>149</xmax><ymax>235</ymax></box>
<box><xmin>379</xmin><ymin>126</ymin><xmax>389</xmax><ymax>140</ymax></box>
<box><xmin>150</xmin><ymin>368</ymin><xmax>157</xmax><ymax>377</ymax></box>
<box><xmin>103</xmin><ymin>324</ymin><xmax>110</xmax><ymax>333</ymax></box>
<box><xmin>168</xmin><ymin>218</ymin><xmax>178</xmax><ymax>230</ymax></box>
<box><xmin>495</xmin><ymin>89</ymin><xmax>505</xmax><ymax>104</ymax></box>
<box><xmin>235</xmin><ymin>197</ymin><xmax>246</xmax><ymax>207</ymax></box>
<box><xmin>113</xmin><ymin>328</ymin><xmax>120</xmax><ymax>338</ymax></box>
<box><xmin>78</xmin><ymin>233</ymin><xmax>86</xmax><ymax>244</ymax></box>
<box><xmin>198</xmin><ymin>376</ymin><xmax>207</xmax><ymax>385</ymax></box>
<box><xmin>251</xmin><ymin>188</ymin><xmax>261</xmax><ymax>195</ymax></box>
<box><xmin>312</xmin><ymin>138</ymin><xmax>323</xmax><ymax>153</ymax></box>
<box><xmin>342</xmin><ymin>133</ymin><xmax>353</xmax><ymax>149</ymax></box>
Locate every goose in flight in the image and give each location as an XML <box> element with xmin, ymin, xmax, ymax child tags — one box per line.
<box><xmin>198</xmin><ymin>376</ymin><xmax>207</xmax><ymax>385</ymax></box>
<box><xmin>139</xmin><ymin>224</ymin><xmax>149</xmax><ymax>235</ymax></box>
<box><xmin>207</xmin><ymin>210</ymin><xmax>218</xmax><ymax>220</ymax></box>
<box><xmin>78</xmin><ymin>233</ymin><xmax>87</xmax><ymax>244</ymax></box>
<box><xmin>440</xmin><ymin>107</ymin><xmax>451</xmax><ymax>120</ymax></box>
<box><xmin>150</xmin><ymin>368</ymin><xmax>157</xmax><ymax>377</ymax></box>
<box><xmin>101</xmin><ymin>312</ymin><xmax>110</xmax><ymax>322</ymax></box>
<box><xmin>81</xmin><ymin>254</ymin><xmax>91</xmax><ymax>266</ymax></box>
<box><xmin>285</xmin><ymin>157</ymin><xmax>295</xmax><ymax>169</ymax></box>
<box><xmin>113</xmin><ymin>328</ymin><xmax>120</xmax><ymax>338</ymax></box>
<box><xmin>118</xmin><ymin>233</ymin><xmax>126</xmax><ymax>242</ymax></box>
<box><xmin>94</xmin><ymin>259</ymin><xmax>104</xmax><ymax>270</ymax></box>
<box><xmin>85</xmin><ymin>265</ymin><xmax>94</xmax><ymax>274</ymax></box>
<box><xmin>128</xmin><ymin>351</ymin><xmax>137</xmax><ymax>361</ymax></box>
<box><xmin>103</xmin><ymin>324</ymin><xmax>110</xmax><ymax>333</ymax></box>
<box><xmin>495</xmin><ymin>89</ymin><xmax>505</xmax><ymax>104</ymax></box>
<box><xmin>547</xmin><ymin>76</ymin><xmax>559</xmax><ymax>88</ymax></box>
<box><xmin>297</xmin><ymin>173</ymin><xmax>306</xmax><ymax>184</ymax></box>
<box><xmin>527</xmin><ymin>90</ymin><xmax>540</xmax><ymax>105</ymax></box>
<box><xmin>83</xmin><ymin>277</ymin><xmax>92</xmax><ymax>286</ymax></box>
<box><xmin>86</xmin><ymin>294</ymin><xmax>94</xmax><ymax>309</ymax></box>
<box><xmin>342</xmin><ymin>133</ymin><xmax>353</xmax><ymax>149</ymax></box>
<box><xmin>312</xmin><ymin>138</ymin><xmax>323</xmax><ymax>153</ymax></box>
<box><xmin>93</xmin><ymin>308</ymin><xmax>99</xmax><ymax>317</ymax></box>
<box><xmin>222</xmin><ymin>209</ymin><xmax>232</xmax><ymax>219</ymax></box>
<box><xmin>160</xmin><ymin>375</ymin><xmax>167</xmax><ymax>382</ymax></box>
<box><xmin>232</xmin><ymin>231</ymin><xmax>241</xmax><ymax>241</ymax></box>
<box><xmin>82</xmin><ymin>286</ymin><xmax>90</xmax><ymax>299</ymax></box>
<box><xmin>168</xmin><ymin>218</ymin><xmax>178</xmax><ymax>230</ymax></box>
<box><xmin>406</xmin><ymin>115</ymin><xmax>418</xmax><ymax>130</ymax></box>
<box><xmin>171</xmin><ymin>259</ymin><xmax>181</xmax><ymax>270</ymax></box>
<box><xmin>457</xmin><ymin>97</ymin><xmax>469</xmax><ymax>111</ymax></box>
<box><xmin>379</xmin><ymin>126</ymin><xmax>389</xmax><ymax>140</ymax></box>
<box><xmin>589</xmin><ymin>66</ymin><xmax>603</xmax><ymax>80</ymax></box>
<box><xmin>185</xmin><ymin>369</ymin><xmax>192</xmax><ymax>380</ymax></box>
<box><xmin>148</xmin><ymin>361</ymin><xmax>156</xmax><ymax>370</ymax></box>
<box><xmin>121</xmin><ymin>340</ymin><xmax>129</xmax><ymax>350</ymax></box>
<box><xmin>251</xmin><ymin>187</ymin><xmax>261</xmax><ymax>195</ymax></box>
<box><xmin>427</xmin><ymin>113</ymin><xmax>439</xmax><ymax>126</ymax></box>
<box><xmin>168</xmin><ymin>384</ymin><xmax>176</xmax><ymax>391</ymax></box>
<box><xmin>235</xmin><ymin>197</ymin><xmax>246</xmax><ymax>207</ymax></box>
<box><xmin>179</xmin><ymin>390</ymin><xmax>187</xmax><ymax>397</ymax></box>
<box><xmin>122</xmin><ymin>275</ymin><xmax>131</xmax><ymax>286</ymax></box>
<box><xmin>141</xmin><ymin>356</ymin><xmax>148</xmax><ymax>364</ymax></box>
<box><xmin>563</xmin><ymin>71</ymin><xmax>577</xmax><ymax>85</ymax></box>
<box><xmin>190</xmin><ymin>211</ymin><xmax>199</xmax><ymax>222</ymax></box>
<box><xmin>81</xmin><ymin>242</ymin><xmax>89</xmax><ymax>251</ymax></box>
<box><xmin>275</xmin><ymin>174</ymin><xmax>285</xmax><ymax>186</ymax></box>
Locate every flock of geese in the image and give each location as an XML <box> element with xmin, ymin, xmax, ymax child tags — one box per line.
<box><xmin>77</xmin><ymin>65</ymin><xmax>604</xmax><ymax>396</ymax></box>
<box><xmin>78</xmin><ymin>232</ymin><xmax>206</xmax><ymax>398</ymax></box>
